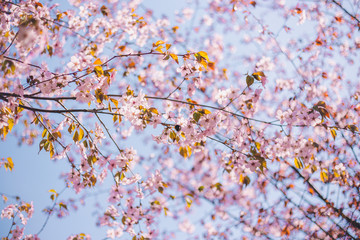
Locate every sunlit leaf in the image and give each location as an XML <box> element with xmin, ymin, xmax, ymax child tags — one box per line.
<box><xmin>154</xmin><ymin>40</ymin><xmax>165</xmax><ymax>46</ymax></box>
<box><xmin>93</xmin><ymin>58</ymin><xmax>102</xmax><ymax>65</ymax></box>
<box><xmin>330</xmin><ymin>129</ymin><xmax>337</xmax><ymax>140</ymax></box>
<box><xmin>197</xmin><ymin>51</ymin><xmax>209</xmax><ymax>61</ymax></box>
<box><xmin>199</xmin><ymin>109</ymin><xmax>211</xmax><ymax>114</ymax></box>
<box><xmin>4</xmin><ymin>157</ymin><xmax>14</xmax><ymax>171</ymax></box>
<box><xmin>170</xmin><ymin>53</ymin><xmax>179</xmax><ymax>64</ymax></box>
<box><xmin>94</xmin><ymin>66</ymin><xmax>104</xmax><ymax>77</ymax></box>
<box><xmin>294</xmin><ymin>157</ymin><xmax>304</xmax><ymax>169</ymax></box>
<box><xmin>320</xmin><ymin>169</ymin><xmax>328</xmax><ymax>182</ymax></box>
<box><xmin>179</xmin><ymin>146</ymin><xmax>192</xmax><ymax>158</ymax></box>
<box><xmin>154</xmin><ymin>45</ymin><xmax>163</xmax><ymax>53</ymax></box>
<box><xmin>252</xmin><ymin>71</ymin><xmax>265</xmax><ymax>80</ymax></box>
<box><xmin>110</xmin><ymin>98</ymin><xmax>119</xmax><ymax>108</ymax></box>
<box><xmin>79</xmin><ymin>128</ymin><xmax>84</xmax><ymax>141</ymax></box>
<box><xmin>149</xmin><ymin>107</ymin><xmax>159</xmax><ymax>115</ymax></box>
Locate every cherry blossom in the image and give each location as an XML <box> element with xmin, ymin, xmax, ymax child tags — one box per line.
<box><xmin>1</xmin><ymin>0</ymin><xmax>360</xmax><ymax>239</ymax></box>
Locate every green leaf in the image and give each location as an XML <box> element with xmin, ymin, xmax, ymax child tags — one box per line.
<box><xmin>39</xmin><ymin>139</ymin><xmax>47</xmax><ymax>152</ymax></box>
<box><xmin>198</xmin><ymin>186</ymin><xmax>204</xmax><ymax>192</ymax></box>
<box><xmin>246</xmin><ymin>75</ymin><xmax>254</xmax><ymax>87</ymax></box>
<box><xmin>59</xmin><ymin>202</ymin><xmax>68</xmax><ymax>210</ymax></box>
<box><xmin>73</xmin><ymin>130</ymin><xmax>79</xmax><ymax>142</ymax></box>
<box><xmin>193</xmin><ymin>112</ymin><xmax>201</xmax><ymax>122</ymax></box>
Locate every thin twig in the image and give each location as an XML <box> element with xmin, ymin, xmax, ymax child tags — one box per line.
<box><xmin>1</xmin><ymin>31</ymin><xmax>18</xmax><ymax>56</ymax></box>
<box><xmin>36</xmin><ymin>187</ymin><xmax>67</xmax><ymax>236</ymax></box>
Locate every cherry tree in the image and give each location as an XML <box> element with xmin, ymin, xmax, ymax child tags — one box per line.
<box><xmin>1</xmin><ymin>0</ymin><xmax>360</xmax><ymax>239</ymax></box>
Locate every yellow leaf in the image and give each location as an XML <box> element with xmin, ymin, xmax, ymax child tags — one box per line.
<box><xmin>208</xmin><ymin>61</ymin><xmax>215</xmax><ymax>70</ymax></box>
<box><xmin>179</xmin><ymin>146</ymin><xmax>191</xmax><ymax>158</ymax></box>
<box><xmin>170</xmin><ymin>53</ymin><xmax>179</xmax><ymax>64</ymax></box>
<box><xmin>42</xmin><ymin>128</ymin><xmax>47</xmax><ymax>138</ymax></box>
<box><xmin>187</xmin><ymin>146</ymin><xmax>192</xmax><ymax>157</ymax></box>
<box><xmin>170</xmin><ymin>130</ymin><xmax>176</xmax><ymax>141</ymax></box>
<box><xmin>163</xmin><ymin>207</ymin><xmax>169</xmax><ymax>216</ymax></box>
<box><xmin>94</xmin><ymin>66</ymin><xmax>104</xmax><ymax>76</ymax></box>
<box><xmin>172</xmin><ymin>26</ymin><xmax>179</xmax><ymax>33</ymax></box>
<box><xmin>48</xmin><ymin>189</ymin><xmax>58</xmax><ymax>197</ymax></box>
<box><xmin>330</xmin><ymin>129</ymin><xmax>337</xmax><ymax>140</ymax></box>
<box><xmin>110</xmin><ymin>98</ymin><xmax>119</xmax><ymax>108</ymax></box>
<box><xmin>199</xmin><ymin>109</ymin><xmax>211</xmax><ymax>114</ymax></box>
<box><xmin>252</xmin><ymin>71</ymin><xmax>265</xmax><ymax>80</ymax></box>
<box><xmin>294</xmin><ymin>157</ymin><xmax>304</xmax><ymax>169</ymax></box>
<box><xmin>5</xmin><ymin>157</ymin><xmax>14</xmax><ymax>171</ymax></box>
<box><xmin>320</xmin><ymin>170</ymin><xmax>328</xmax><ymax>182</ymax></box>
<box><xmin>185</xmin><ymin>196</ymin><xmax>192</xmax><ymax>208</ymax></box>
<box><xmin>155</xmin><ymin>45</ymin><xmax>163</xmax><ymax>53</ymax></box>
<box><xmin>108</xmin><ymin>102</ymin><xmax>112</xmax><ymax>112</ymax></box>
<box><xmin>7</xmin><ymin>118</ymin><xmax>14</xmax><ymax>132</ymax></box>
<box><xmin>93</xmin><ymin>58</ymin><xmax>102</xmax><ymax>65</ymax></box>
<box><xmin>166</xmin><ymin>44</ymin><xmax>171</xmax><ymax>50</ymax></box>
<box><xmin>113</xmin><ymin>115</ymin><xmax>118</xmax><ymax>123</ymax></box>
<box><xmin>239</xmin><ymin>174</ymin><xmax>251</xmax><ymax>185</ymax></box>
<box><xmin>154</xmin><ymin>40</ymin><xmax>165</xmax><ymax>46</ymax></box>
<box><xmin>149</xmin><ymin>107</ymin><xmax>159</xmax><ymax>115</ymax></box>
<box><xmin>79</xmin><ymin>128</ymin><xmax>84</xmax><ymax>141</ymax></box>
<box><xmin>197</xmin><ymin>51</ymin><xmax>209</xmax><ymax>61</ymax></box>
<box><xmin>49</xmin><ymin>142</ymin><xmax>54</xmax><ymax>158</ymax></box>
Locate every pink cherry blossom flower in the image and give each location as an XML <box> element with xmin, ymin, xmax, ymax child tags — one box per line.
<box><xmin>11</xmin><ymin>226</ymin><xmax>24</xmax><ymax>240</ymax></box>
<box><xmin>179</xmin><ymin>219</ymin><xmax>195</xmax><ymax>234</ymax></box>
